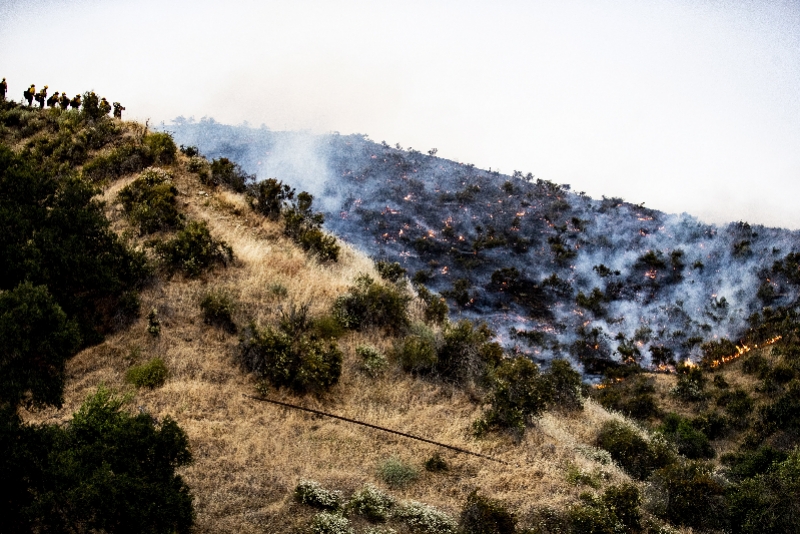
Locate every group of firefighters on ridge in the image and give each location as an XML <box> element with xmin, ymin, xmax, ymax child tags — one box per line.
<box><xmin>0</xmin><ymin>78</ymin><xmax>125</xmax><ymax>119</ymax></box>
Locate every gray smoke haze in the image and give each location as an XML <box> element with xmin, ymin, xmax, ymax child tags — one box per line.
<box><xmin>166</xmin><ymin>119</ymin><xmax>800</xmax><ymax>375</ymax></box>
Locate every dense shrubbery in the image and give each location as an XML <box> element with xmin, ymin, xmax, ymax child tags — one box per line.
<box><xmin>357</xmin><ymin>345</ymin><xmax>388</xmax><ymax>377</ymax></box>
<box><xmin>118</xmin><ymin>167</ymin><xmax>184</xmax><ymax>234</ymax></box>
<box><xmin>82</xmin><ymin>142</ymin><xmax>153</xmax><ymax>182</ymax></box>
<box><xmin>595</xmin><ymin>374</ymin><xmax>661</xmax><ymax>420</ymax></box>
<box><xmin>1</xmin><ymin>387</ymin><xmax>194</xmax><ymax>533</ymax></box>
<box><xmin>283</xmin><ymin>191</ymin><xmax>340</xmax><ymax>261</ymax></box>
<box><xmin>659</xmin><ymin>413</ymin><xmax>715</xmax><ymax>460</ymax></box>
<box><xmin>566</xmin><ymin>484</ymin><xmax>641</xmax><ymax>534</ymax></box>
<box><xmin>238</xmin><ymin>308</ymin><xmax>343</xmax><ymax>394</ymax></box>
<box><xmin>143</xmin><ymin>131</ymin><xmax>178</xmax><ymax>165</ymax></box>
<box><xmin>416</xmin><ymin>285</ymin><xmax>449</xmax><ymax>325</ymax></box>
<box><xmin>595</xmin><ymin>420</ymin><xmax>675</xmax><ymax>480</ymax></box>
<box><xmin>395</xmin><ymin>501</ymin><xmax>457</xmax><ymax>534</ymax></box>
<box><xmin>647</xmin><ymin>460</ymin><xmax>726</xmax><ymax>530</ymax></box>
<box><xmin>1</xmin><ymin>145</ymin><xmax>148</xmax><ymax>342</ymax></box>
<box><xmin>209</xmin><ymin>156</ymin><xmax>253</xmax><ymax>192</ymax></box>
<box><xmin>125</xmin><ymin>357</ymin><xmax>169</xmax><ymax>389</ymax></box>
<box><xmin>295</xmin><ymin>479</ymin><xmax>344</xmax><ymax>511</ymax></box>
<box><xmin>250</xmin><ymin>177</ymin><xmax>294</xmax><ymax>219</ymax></box>
<box><xmin>349</xmin><ymin>484</ymin><xmax>395</xmax><ymax>522</ymax></box>
<box><xmin>334</xmin><ymin>275</ymin><xmax>410</xmax><ymax>333</ymax></box>
<box><xmin>376</xmin><ymin>260</ymin><xmax>407</xmax><ymax>283</ymax></box>
<box><xmin>154</xmin><ymin>220</ymin><xmax>233</xmax><ymax>277</ymax></box>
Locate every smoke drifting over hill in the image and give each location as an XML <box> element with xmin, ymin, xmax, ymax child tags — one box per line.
<box><xmin>166</xmin><ymin>118</ymin><xmax>800</xmax><ymax>375</ymax></box>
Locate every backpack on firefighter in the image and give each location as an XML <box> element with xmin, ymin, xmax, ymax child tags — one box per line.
<box><xmin>0</xmin><ymin>78</ymin><xmax>7</xmax><ymax>101</ymax></box>
<box><xmin>46</xmin><ymin>91</ymin><xmax>60</xmax><ymax>108</ymax></box>
<box><xmin>113</xmin><ymin>102</ymin><xmax>125</xmax><ymax>119</ymax></box>
<box><xmin>23</xmin><ymin>84</ymin><xmax>35</xmax><ymax>106</ymax></box>
<box><xmin>99</xmin><ymin>97</ymin><xmax>112</xmax><ymax>116</ymax></box>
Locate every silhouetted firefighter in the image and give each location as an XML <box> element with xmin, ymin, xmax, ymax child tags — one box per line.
<box><xmin>23</xmin><ymin>84</ymin><xmax>35</xmax><ymax>106</ymax></box>
<box><xmin>46</xmin><ymin>92</ymin><xmax>60</xmax><ymax>108</ymax></box>
<box><xmin>0</xmin><ymin>78</ymin><xmax>6</xmax><ymax>101</ymax></box>
<box><xmin>99</xmin><ymin>97</ymin><xmax>111</xmax><ymax>115</ymax></box>
<box><xmin>35</xmin><ymin>86</ymin><xmax>48</xmax><ymax>108</ymax></box>
<box><xmin>59</xmin><ymin>92</ymin><xmax>70</xmax><ymax>110</ymax></box>
<box><xmin>70</xmin><ymin>94</ymin><xmax>81</xmax><ymax>110</ymax></box>
<box><xmin>113</xmin><ymin>102</ymin><xmax>125</xmax><ymax>119</ymax></box>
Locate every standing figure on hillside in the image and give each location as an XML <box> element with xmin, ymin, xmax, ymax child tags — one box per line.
<box><xmin>46</xmin><ymin>92</ymin><xmax>60</xmax><ymax>108</ymax></box>
<box><xmin>70</xmin><ymin>94</ymin><xmax>81</xmax><ymax>110</ymax></box>
<box><xmin>59</xmin><ymin>92</ymin><xmax>71</xmax><ymax>110</ymax></box>
<box><xmin>99</xmin><ymin>97</ymin><xmax>111</xmax><ymax>116</ymax></box>
<box><xmin>23</xmin><ymin>84</ymin><xmax>35</xmax><ymax>106</ymax></box>
<box><xmin>35</xmin><ymin>86</ymin><xmax>48</xmax><ymax>108</ymax></box>
<box><xmin>0</xmin><ymin>78</ymin><xmax>7</xmax><ymax>101</ymax></box>
<box><xmin>113</xmin><ymin>102</ymin><xmax>125</xmax><ymax>119</ymax></box>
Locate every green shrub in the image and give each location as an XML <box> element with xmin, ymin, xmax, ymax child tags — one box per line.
<box><xmin>333</xmin><ymin>275</ymin><xmax>410</xmax><ymax>333</ymax></box>
<box><xmin>199</xmin><ymin>290</ymin><xmax>237</xmax><ymax>333</ymax></box>
<box><xmin>717</xmin><ymin>388</ymin><xmax>754</xmax><ymax>425</ymax></box>
<box><xmin>647</xmin><ymin>460</ymin><xmax>726</xmax><ymax>530</ymax></box>
<box><xmin>424</xmin><ymin>452</ymin><xmax>448</xmax><ymax>473</ymax></box>
<box><xmin>179</xmin><ymin>145</ymin><xmax>199</xmax><ymax>157</ymax></box>
<box><xmin>9</xmin><ymin>386</ymin><xmax>194</xmax><ymax>533</ymax></box>
<box><xmin>595</xmin><ymin>420</ymin><xmax>675</xmax><ymax>480</ymax></box>
<box><xmin>394</xmin><ymin>328</ymin><xmax>438</xmax><ymax>374</ymax></box>
<box><xmin>143</xmin><ymin>132</ymin><xmax>177</xmax><ymax>165</ymax></box>
<box><xmin>395</xmin><ymin>501</ymin><xmax>457</xmax><ymax>534</ymax></box>
<box><xmin>566</xmin><ymin>497</ymin><xmax>619</xmax><ymax>534</ymax></box>
<box><xmin>154</xmin><ymin>220</ymin><xmax>233</xmax><ymax>277</ymax></box>
<box><xmin>82</xmin><ymin>142</ymin><xmax>153</xmax><ymax>182</ymax></box>
<box><xmin>349</xmin><ymin>483</ymin><xmax>395</xmax><ymax>522</ymax></box>
<box><xmin>524</xmin><ymin>507</ymin><xmax>569</xmax><ymax>534</ymax></box>
<box><xmin>459</xmin><ymin>491</ymin><xmax>516</xmax><ymax>534</ymax></box>
<box><xmin>125</xmin><ymin>357</ymin><xmax>168</xmax><ymax>389</ymax></box>
<box><xmin>209</xmin><ymin>157</ymin><xmax>253</xmax><ymax>192</ymax></box>
<box><xmin>294</xmin><ymin>479</ymin><xmax>343</xmax><ymax>511</ymax></box>
<box><xmin>376</xmin><ymin>260</ymin><xmax>407</xmax><ymax>283</ymax></box>
<box><xmin>671</xmin><ymin>363</ymin><xmax>707</xmax><ymax>401</ymax></box>
<box><xmin>742</xmin><ymin>354</ymin><xmax>769</xmax><ymax>375</ymax></box>
<box><xmin>310</xmin><ymin>512</ymin><xmax>353</xmax><ymax>534</ymax></box>
<box><xmin>436</xmin><ymin>320</ymin><xmax>502</xmax><ymax>383</ymax></box>
<box><xmin>0</xmin><ymin>282</ymin><xmax>81</xmax><ymax>409</ymax></box>
<box><xmin>378</xmin><ymin>457</ymin><xmax>418</xmax><ymax>489</ymax></box>
<box><xmin>357</xmin><ymin>345</ymin><xmax>387</xmax><ymax>377</ymax></box>
<box><xmin>543</xmin><ymin>359</ymin><xmax>583</xmax><ymax>412</ymax></box>
<box><xmin>601</xmin><ymin>483</ymin><xmax>641</xmax><ymax>531</ymax></box>
<box><xmin>249</xmin><ymin>177</ymin><xmax>293</xmax><ymax>220</ymax></box>
<box><xmin>477</xmin><ymin>356</ymin><xmax>550</xmax><ymax>436</ymax></box>
<box><xmin>282</xmin><ymin>191</ymin><xmax>340</xmax><ymax>261</ymax></box>
<box><xmin>727</xmin><ymin>448</ymin><xmax>800</xmax><ymax>534</ymax></box>
<box><xmin>416</xmin><ymin>285</ymin><xmax>449</xmax><ymax>325</ymax></box>
<box><xmin>722</xmin><ymin>446</ymin><xmax>789</xmax><ymax>481</ymax></box>
<box><xmin>659</xmin><ymin>413</ymin><xmax>715</xmax><ymax>459</ymax></box>
<box><xmin>117</xmin><ymin>167</ymin><xmax>183</xmax><ymax>234</ymax></box>
<box><xmin>237</xmin><ymin>322</ymin><xmax>342</xmax><ymax>394</ymax></box>
<box><xmin>298</xmin><ymin>226</ymin><xmax>341</xmax><ymax>262</ymax></box>
<box><xmin>312</xmin><ymin>314</ymin><xmax>345</xmax><ymax>339</ymax></box>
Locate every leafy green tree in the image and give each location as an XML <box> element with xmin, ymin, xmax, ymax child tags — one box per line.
<box><xmin>0</xmin><ymin>283</ymin><xmax>80</xmax><ymax>411</ymax></box>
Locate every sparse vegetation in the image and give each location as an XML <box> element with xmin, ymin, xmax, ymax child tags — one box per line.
<box><xmin>199</xmin><ymin>289</ymin><xmax>237</xmax><ymax>333</ymax></box>
<box><xmin>378</xmin><ymin>456</ymin><xmax>419</xmax><ymax>488</ymax></box>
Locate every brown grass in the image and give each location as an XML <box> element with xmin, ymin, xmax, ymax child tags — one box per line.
<box><xmin>21</xmin><ymin>145</ymin><xmax>647</xmax><ymax>532</ymax></box>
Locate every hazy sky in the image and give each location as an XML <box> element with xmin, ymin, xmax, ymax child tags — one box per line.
<box><xmin>2</xmin><ymin>0</ymin><xmax>799</xmax><ymax>228</ymax></box>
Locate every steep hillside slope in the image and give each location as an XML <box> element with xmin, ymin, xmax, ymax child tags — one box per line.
<box><xmin>167</xmin><ymin>119</ymin><xmax>800</xmax><ymax>375</ymax></box>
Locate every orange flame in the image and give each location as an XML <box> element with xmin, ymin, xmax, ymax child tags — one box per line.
<box><xmin>708</xmin><ymin>335</ymin><xmax>782</xmax><ymax>368</ymax></box>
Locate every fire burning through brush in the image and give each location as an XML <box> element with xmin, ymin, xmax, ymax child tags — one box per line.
<box><xmin>708</xmin><ymin>335</ymin><xmax>783</xmax><ymax>368</ymax></box>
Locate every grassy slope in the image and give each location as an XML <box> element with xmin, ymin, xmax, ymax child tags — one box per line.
<box><xmin>17</xmin><ymin>106</ymin><xmax>793</xmax><ymax>532</ymax></box>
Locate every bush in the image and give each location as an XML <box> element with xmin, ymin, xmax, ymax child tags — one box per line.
<box><xmin>376</xmin><ymin>260</ymin><xmax>407</xmax><ymax>283</ymax></box>
<box><xmin>459</xmin><ymin>491</ymin><xmax>516</xmax><ymax>534</ymax></box>
<box><xmin>727</xmin><ymin>448</ymin><xmax>800</xmax><ymax>534</ymax></box>
<box><xmin>416</xmin><ymin>285</ymin><xmax>449</xmax><ymax>325</ymax></box>
<box><xmin>394</xmin><ymin>327</ymin><xmax>438</xmax><ymax>374</ymax></box>
<box><xmin>424</xmin><ymin>452</ymin><xmax>448</xmax><ymax>472</ymax></box>
<box><xmin>396</xmin><ymin>501</ymin><xmax>457</xmax><ymax>534</ymax></box>
<box><xmin>659</xmin><ymin>413</ymin><xmax>715</xmax><ymax>459</ymax></box>
<box><xmin>310</xmin><ymin>512</ymin><xmax>353</xmax><ymax>534</ymax></box>
<box><xmin>294</xmin><ymin>479</ymin><xmax>343</xmax><ymax>511</ymax></box>
<box><xmin>333</xmin><ymin>275</ymin><xmax>410</xmax><ymax>333</ymax></box>
<box><xmin>722</xmin><ymin>446</ymin><xmax>789</xmax><ymax>481</ymax></box>
<box><xmin>249</xmin><ymin>177</ymin><xmax>293</xmax><ymax>220</ymax></box>
<box><xmin>0</xmin><ymin>282</ymin><xmax>81</xmax><ymax>409</ymax></box>
<box><xmin>82</xmin><ymin>142</ymin><xmax>153</xmax><ymax>182</ymax></box>
<box><xmin>349</xmin><ymin>483</ymin><xmax>395</xmax><ymax>522</ymax></box>
<box><xmin>143</xmin><ymin>132</ymin><xmax>177</xmax><ymax>165</ymax></box>
<box><xmin>282</xmin><ymin>191</ymin><xmax>340</xmax><ymax>262</ymax></box>
<box><xmin>237</xmin><ymin>322</ymin><xmax>342</xmax><ymax>394</ymax></box>
<box><xmin>155</xmin><ymin>220</ymin><xmax>233</xmax><ymax>277</ymax></box>
<box><xmin>378</xmin><ymin>457</ymin><xmax>418</xmax><ymax>489</ymax></box>
<box><xmin>477</xmin><ymin>356</ymin><xmax>550</xmax><ymax>436</ymax></box>
<box><xmin>647</xmin><ymin>460</ymin><xmax>726</xmax><ymax>530</ymax></box>
<box><xmin>209</xmin><ymin>157</ymin><xmax>253</xmax><ymax>192</ymax></box>
<box><xmin>357</xmin><ymin>345</ymin><xmax>387</xmax><ymax>377</ymax></box>
<box><xmin>199</xmin><ymin>290</ymin><xmax>237</xmax><ymax>333</ymax></box>
<box><xmin>125</xmin><ymin>358</ymin><xmax>168</xmax><ymax>389</ymax></box>
<box><xmin>566</xmin><ymin>496</ymin><xmax>619</xmax><ymax>534</ymax></box>
<box><xmin>436</xmin><ymin>320</ymin><xmax>502</xmax><ymax>383</ymax></box>
<box><xmin>717</xmin><ymin>388</ymin><xmax>754</xmax><ymax>424</ymax></box>
<box><xmin>543</xmin><ymin>359</ymin><xmax>583</xmax><ymax>412</ymax></box>
<box><xmin>601</xmin><ymin>483</ymin><xmax>641</xmax><ymax>531</ymax></box>
<box><xmin>672</xmin><ymin>363</ymin><xmax>707</xmax><ymax>402</ymax></box>
<box><xmin>595</xmin><ymin>420</ymin><xmax>675</xmax><ymax>480</ymax></box>
<box><xmin>8</xmin><ymin>387</ymin><xmax>194</xmax><ymax>533</ymax></box>
<box><xmin>117</xmin><ymin>167</ymin><xmax>183</xmax><ymax>234</ymax></box>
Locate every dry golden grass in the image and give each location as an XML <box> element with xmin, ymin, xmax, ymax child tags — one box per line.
<box><xmin>22</xmin><ymin>144</ymin><xmax>651</xmax><ymax>532</ymax></box>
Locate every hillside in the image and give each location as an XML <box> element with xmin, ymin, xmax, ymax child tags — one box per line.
<box><xmin>2</xmin><ymin>97</ymin><xmax>799</xmax><ymax>534</ymax></box>
<box><xmin>167</xmin><ymin>118</ymin><xmax>800</xmax><ymax>376</ymax></box>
